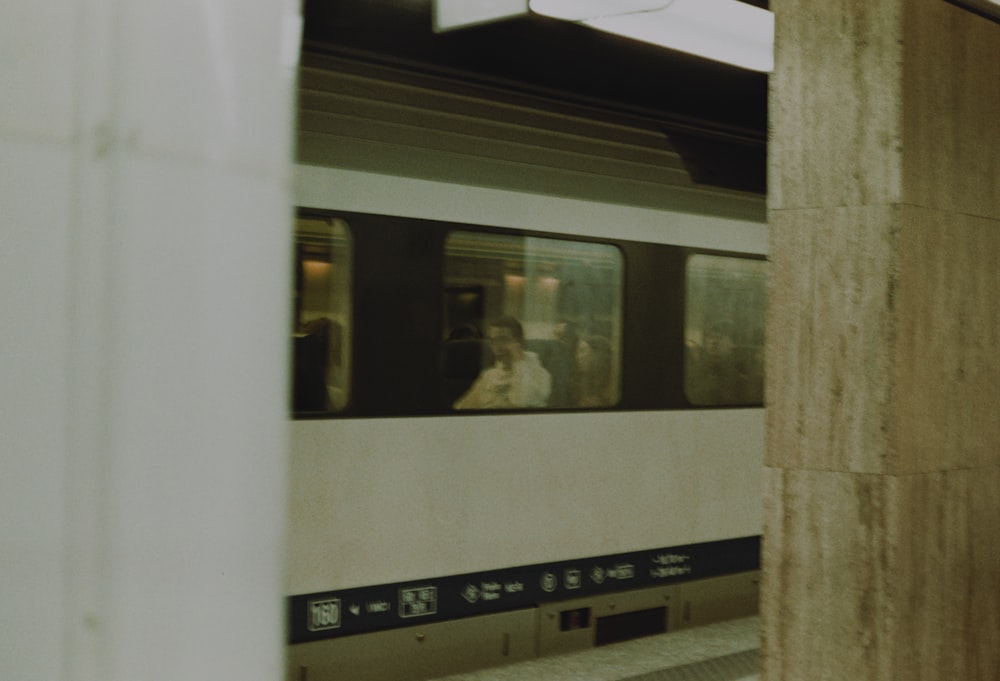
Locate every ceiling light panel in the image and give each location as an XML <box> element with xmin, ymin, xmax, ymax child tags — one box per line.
<box><xmin>530</xmin><ymin>0</ymin><xmax>774</xmax><ymax>72</ymax></box>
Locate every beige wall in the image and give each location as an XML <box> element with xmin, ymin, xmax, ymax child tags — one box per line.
<box><xmin>765</xmin><ymin>0</ymin><xmax>1000</xmax><ymax>679</ymax></box>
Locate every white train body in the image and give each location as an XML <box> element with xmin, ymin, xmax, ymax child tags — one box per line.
<box><xmin>285</xmin><ymin>55</ymin><xmax>767</xmax><ymax>679</ymax></box>
<box><xmin>289</xmin><ymin>165</ymin><xmax>767</xmax><ymax>594</ymax></box>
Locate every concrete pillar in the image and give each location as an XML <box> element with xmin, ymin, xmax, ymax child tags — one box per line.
<box><xmin>764</xmin><ymin>1</ymin><xmax>1000</xmax><ymax>679</ymax></box>
<box><xmin>1</xmin><ymin>2</ymin><xmax>298</xmax><ymax>680</ymax></box>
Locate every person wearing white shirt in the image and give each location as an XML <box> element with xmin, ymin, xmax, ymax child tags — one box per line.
<box><xmin>453</xmin><ymin>316</ymin><xmax>552</xmax><ymax>410</ymax></box>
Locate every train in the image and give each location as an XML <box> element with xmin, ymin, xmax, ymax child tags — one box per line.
<box><xmin>284</xmin><ymin>53</ymin><xmax>768</xmax><ymax>681</ymax></box>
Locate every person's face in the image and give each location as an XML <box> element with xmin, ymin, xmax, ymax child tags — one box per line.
<box><xmin>576</xmin><ymin>339</ymin><xmax>593</xmax><ymax>369</ymax></box>
<box><xmin>488</xmin><ymin>326</ymin><xmax>518</xmax><ymax>363</ymax></box>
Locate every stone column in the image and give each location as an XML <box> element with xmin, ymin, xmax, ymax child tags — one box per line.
<box><xmin>764</xmin><ymin>1</ymin><xmax>1000</xmax><ymax>679</ymax></box>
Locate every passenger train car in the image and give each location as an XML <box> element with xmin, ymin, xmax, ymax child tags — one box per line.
<box><xmin>285</xmin><ymin>54</ymin><xmax>768</xmax><ymax>681</ymax></box>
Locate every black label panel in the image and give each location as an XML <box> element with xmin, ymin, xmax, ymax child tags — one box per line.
<box><xmin>288</xmin><ymin>535</ymin><xmax>759</xmax><ymax>644</ymax></box>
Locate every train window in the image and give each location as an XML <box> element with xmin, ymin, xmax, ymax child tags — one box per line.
<box><xmin>443</xmin><ymin>231</ymin><xmax>623</xmax><ymax>410</ymax></box>
<box><xmin>684</xmin><ymin>254</ymin><xmax>767</xmax><ymax>406</ymax></box>
<box><xmin>291</xmin><ymin>216</ymin><xmax>352</xmax><ymax>414</ymax></box>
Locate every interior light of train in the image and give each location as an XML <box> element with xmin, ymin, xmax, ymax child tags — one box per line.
<box><xmin>538</xmin><ymin>275</ymin><xmax>560</xmax><ymax>290</ymax></box>
<box><xmin>302</xmin><ymin>260</ymin><xmax>331</xmax><ymax>277</ymax></box>
<box><xmin>529</xmin><ymin>0</ymin><xmax>775</xmax><ymax>73</ymax></box>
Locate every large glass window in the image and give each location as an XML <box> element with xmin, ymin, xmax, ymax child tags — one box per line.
<box><xmin>443</xmin><ymin>231</ymin><xmax>623</xmax><ymax>410</ymax></box>
<box><xmin>684</xmin><ymin>254</ymin><xmax>767</xmax><ymax>406</ymax></box>
<box><xmin>291</xmin><ymin>217</ymin><xmax>352</xmax><ymax>413</ymax></box>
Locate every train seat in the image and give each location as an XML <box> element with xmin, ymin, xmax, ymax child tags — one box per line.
<box><xmin>441</xmin><ymin>339</ymin><xmax>490</xmax><ymax>405</ymax></box>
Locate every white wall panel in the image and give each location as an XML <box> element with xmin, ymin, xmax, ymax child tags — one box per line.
<box><xmin>0</xmin><ymin>3</ymin><xmax>78</xmax><ymax>139</ymax></box>
<box><xmin>1</xmin><ymin>1</ymin><xmax>298</xmax><ymax>680</ymax></box>
<box><xmin>0</xmin><ymin>135</ymin><xmax>74</xmax><ymax>681</ymax></box>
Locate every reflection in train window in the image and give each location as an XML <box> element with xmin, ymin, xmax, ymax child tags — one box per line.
<box><xmin>291</xmin><ymin>217</ymin><xmax>352</xmax><ymax>413</ymax></box>
<box><xmin>684</xmin><ymin>254</ymin><xmax>768</xmax><ymax>406</ymax></box>
<box><xmin>443</xmin><ymin>231</ymin><xmax>623</xmax><ymax>410</ymax></box>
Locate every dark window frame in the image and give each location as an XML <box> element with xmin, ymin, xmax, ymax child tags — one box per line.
<box><xmin>291</xmin><ymin>207</ymin><xmax>766</xmax><ymax>419</ymax></box>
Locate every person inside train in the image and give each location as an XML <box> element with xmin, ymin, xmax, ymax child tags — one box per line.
<box><xmin>574</xmin><ymin>334</ymin><xmax>615</xmax><ymax>407</ymax></box>
<box><xmin>553</xmin><ymin>319</ymin><xmax>579</xmax><ymax>349</ymax></box>
<box><xmin>685</xmin><ymin>320</ymin><xmax>743</xmax><ymax>404</ymax></box>
<box><xmin>545</xmin><ymin>319</ymin><xmax>579</xmax><ymax>408</ymax></box>
<box><xmin>453</xmin><ymin>315</ymin><xmax>552</xmax><ymax>410</ymax></box>
<box><xmin>447</xmin><ymin>322</ymin><xmax>481</xmax><ymax>341</ymax></box>
<box><xmin>292</xmin><ymin>317</ymin><xmax>346</xmax><ymax>412</ymax></box>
